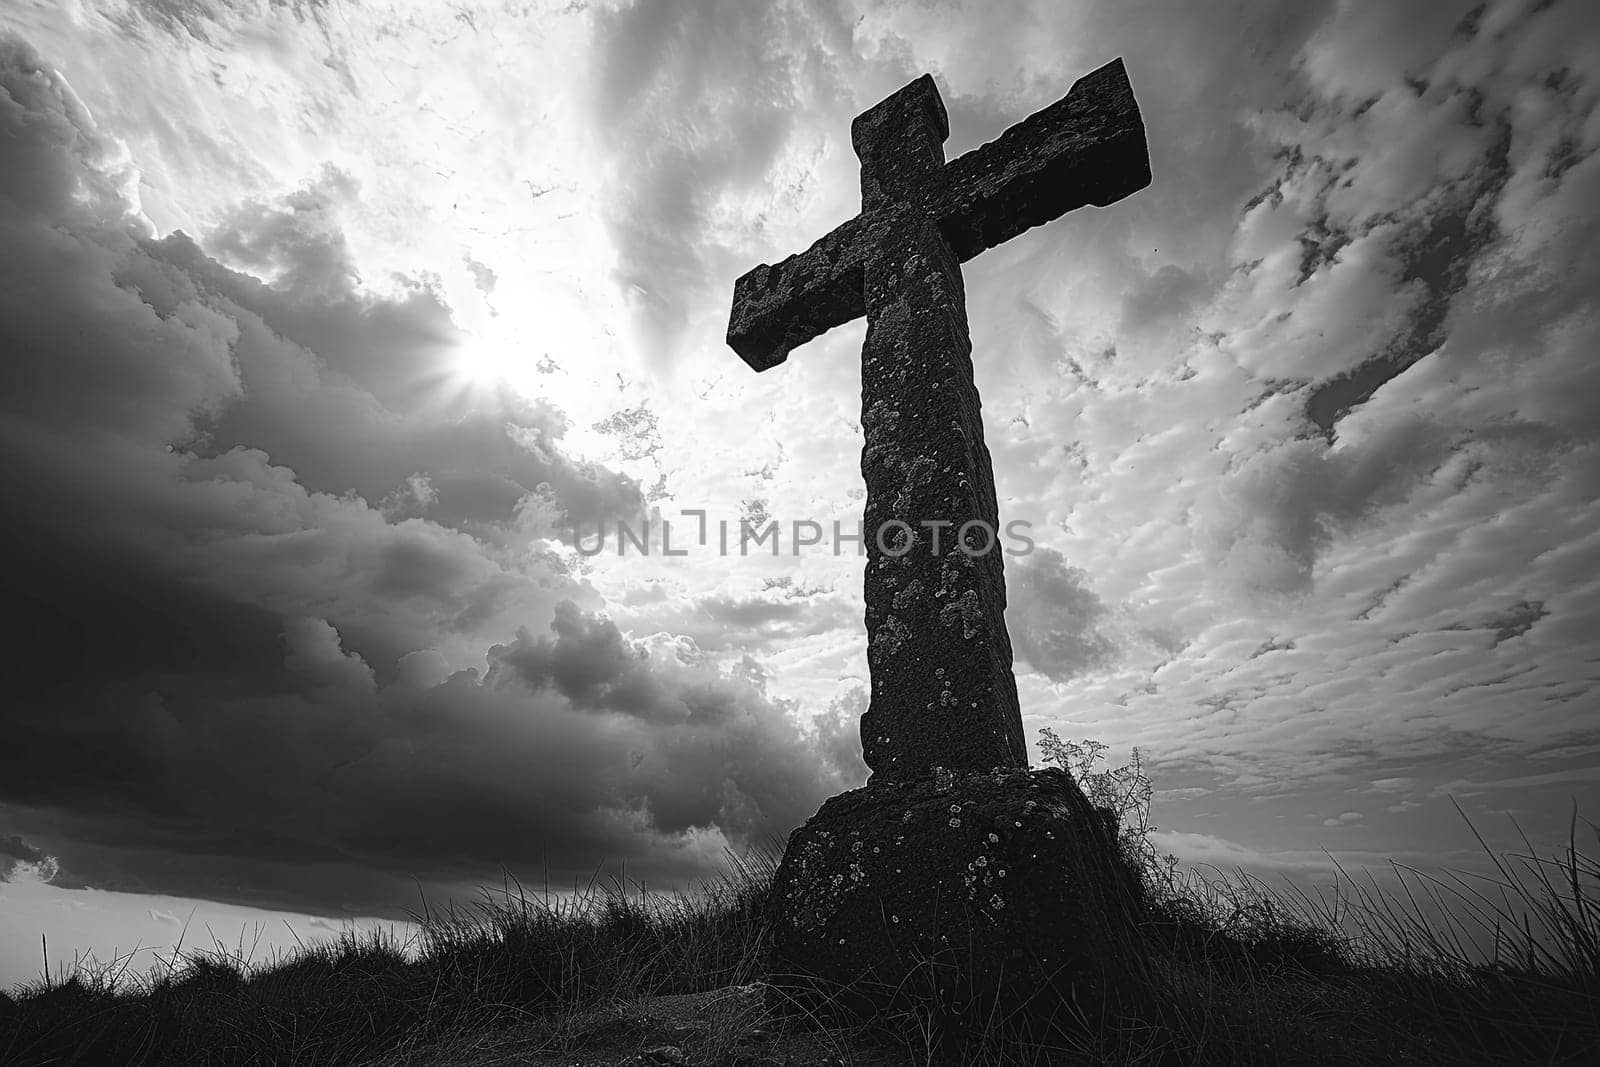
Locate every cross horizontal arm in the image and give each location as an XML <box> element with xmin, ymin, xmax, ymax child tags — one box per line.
<box><xmin>726</xmin><ymin>58</ymin><xmax>1149</xmax><ymax>372</ymax></box>
<box><xmin>935</xmin><ymin>58</ymin><xmax>1150</xmax><ymax>261</ymax></box>
<box><xmin>726</xmin><ymin>216</ymin><xmax>866</xmax><ymax>371</ymax></box>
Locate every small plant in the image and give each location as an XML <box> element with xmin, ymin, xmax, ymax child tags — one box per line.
<box><xmin>1037</xmin><ymin>727</ymin><xmax>1179</xmax><ymax>897</ymax></box>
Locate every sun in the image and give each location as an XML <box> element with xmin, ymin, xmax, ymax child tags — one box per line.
<box><xmin>409</xmin><ymin>332</ymin><xmax>536</xmax><ymax>414</ymax></box>
<box><xmin>454</xmin><ymin>336</ymin><xmax>521</xmax><ymax>389</ymax></box>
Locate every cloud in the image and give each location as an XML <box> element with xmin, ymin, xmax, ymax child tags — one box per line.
<box><xmin>608</xmin><ymin>582</ymin><xmax>860</xmax><ymax>657</ymax></box>
<box><xmin>0</xmin><ymin>836</ymin><xmax>48</xmax><ymax>866</ymax></box>
<box><xmin>495</xmin><ymin>601</ymin><xmax>664</xmax><ymax>716</ymax></box>
<box><xmin>4</xmin><ymin>592</ymin><xmax>855</xmax><ymax>915</ymax></box>
<box><xmin>146</xmin><ymin>196</ymin><xmax>645</xmax><ymax>539</ymax></box>
<box><xmin>588</xmin><ymin>0</ymin><xmax>856</xmax><ymax>360</ymax></box>
<box><xmin>1006</xmin><ymin>548</ymin><xmax>1119</xmax><ymax>682</ymax></box>
<box><xmin>1193</xmin><ymin>414</ymin><xmax>1454</xmax><ymax>597</ymax></box>
<box><xmin>7</xmin><ymin>599</ymin><xmax>850</xmax><ymax>904</ymax></box>
<box><xmin>282</xmin><ymin>616</ymin><xmax>379</xmax><ymax>698</ymax></box>
<box><xmin>0</xmin><ymin>31</ymin><xmax>850</xmax><ymax>915</ymax></box>
<box><xmin>1119</xmin><ymin>264</ymin><xmax>1209</xmax><ymax>340</ymax></box>
<box><xmin>973</xmin><ymin>0</ymin><xmax>1600</xmax><ymax>861</ymax></box>
<box><xmin>0</xmin><ymin>835</ymin><xmax>55</xmax><ymax>883</ymax></box>
<box><xmin>481</xmin><ymin>604</ymin><xmax>861</xmax><ymax>840</ymax></box>
<box><xmin>1148</xmin><ymin>829</ymin><xmax>1339</xmax><ymax>875</ymax></box>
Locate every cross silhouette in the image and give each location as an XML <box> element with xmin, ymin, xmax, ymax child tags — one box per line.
<box><xmin>726</xmin><ymin>59</ymin><xmax>1150</xmax><ymax>782</ymax></box>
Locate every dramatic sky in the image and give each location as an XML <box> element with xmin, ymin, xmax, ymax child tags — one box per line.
<box><xmin>2</xmin><ymin>0</ymin><xmax>1596</xmax><ymax>989</ymax></box>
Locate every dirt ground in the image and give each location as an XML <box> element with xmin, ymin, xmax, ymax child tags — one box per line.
<box><xmin>382</xmin><ymin>982</ymin><xmax>911</xmax><ymax>1066</ymax></box>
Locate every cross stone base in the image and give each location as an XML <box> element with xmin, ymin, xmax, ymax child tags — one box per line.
<box><xmin>767</xmin><ymin>767</ymin><xmax>1146</xmax><ymax>1021</ymax></box>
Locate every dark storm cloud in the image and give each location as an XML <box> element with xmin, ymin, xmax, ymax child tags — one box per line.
<box><xmin>0</xmin><ymin>837</ymin><xmax>48</xmax><ymax>865</ymax></box>
<box><xmin>0</xmin><ymin>835</ymin><xmax>52</xmax><ymax>883</ymax></box>
<box><xmin>0</xmin><ymin>33</ymin><xmax>851</xmax><ymax>915</ymax></box>
<box><xmin>483</xmin><ymin>606</ymin><xmax>862</xmax><ymax>838</ymax></box>
<box><xmin>1006</xmin><ymin>548</ymin><xmax>1119</xmax><ymax>683</ymax></box>
<box><xmin>495</xmin><ymin>601</ymin><xmax>666</xmax><ymax>716</ymax></box>
<box><xmin>7</xmin><ymin>602</ymin><xmax>855</xmax><ymax>912</ymax></box>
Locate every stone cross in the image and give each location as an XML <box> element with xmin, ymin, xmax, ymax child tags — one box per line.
<box><xmin>726</xmin><ymin>59</ymin><xmax>1149</xmax><ymax>784</ymax></box>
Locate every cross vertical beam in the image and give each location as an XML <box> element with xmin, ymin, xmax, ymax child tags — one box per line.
<box><xmin>857</xmin><ymin>205</ymin><xmax>1026</xmax><ymax>778</ymax></box>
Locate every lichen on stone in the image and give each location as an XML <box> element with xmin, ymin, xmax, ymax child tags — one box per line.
<box><xmin>891</xmin><ymin>454</ymin><xmax>936</xmax><ymax>515</ymax></box>
<box><xmin>891</xmin><ymin>578</ymin><xmax>925</xmax><ymax>611</ymax></box>
<box><xmin>871</xmin><ymin>613</ymin><xmax>911</xmax><ymax>656</ymax></box>
<box><xmin>863</xmin><ymin>398</ymin><xmax>900</xmax><ymax>434</ymax></box>
<box><xmin>939</xmin><ymin>588</ymin><xmax>983</xmax><ymax>638</ymax></box>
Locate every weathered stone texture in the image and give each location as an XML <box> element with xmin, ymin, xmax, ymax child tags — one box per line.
<box><xmin>857</xmin><ymin>208</ymin><xmax>1024</xmax><ymax>780</ymax></box>
<box><xmin>934</xmin><ymin>57</ymin><xmax>1151</xmax><ymax>258</ymax></box>
<box><xmin>726</xmin><ymin>58</ymin><xmax>1149</xmax><ymax>372</ymax></box>
<box><xmin>767</xmin><ymin>767</ymin><xmax>1146</xmax><ymax>1014</ymax></box>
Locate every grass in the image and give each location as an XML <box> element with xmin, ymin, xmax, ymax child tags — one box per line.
<box><xmin>0</xmin><ymin>855</ymin><xmax>802</xmax><ymax>1066</ymax></box>
<box><xmin>2</xmin><ymin>742</ymin><xmax>1596</xmax><ymax>1064</ymax></box>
